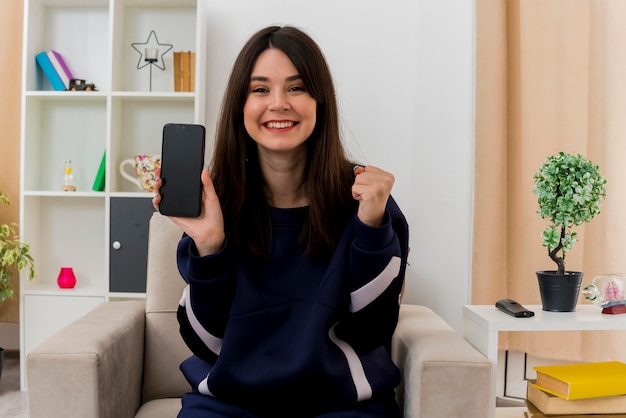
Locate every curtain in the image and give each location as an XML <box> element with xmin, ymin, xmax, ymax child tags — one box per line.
<box><xmin>0</xmin><ymin>0</ymin><xmax>24</xmax><ymax>323</ymax></box>
<box><xmin>474</xmin><ymin>0</ymin><xmax>626</xmax><ymax>362</ymax></box>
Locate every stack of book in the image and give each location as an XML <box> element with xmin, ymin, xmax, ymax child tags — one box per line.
<box><xmin>173</xmin><ymin>51</ymin><xmax>196</xmax><ymax>92</ymax></box>
<box><xmin>525</xmin><ymin>361</ymin><xmax>626</xmax><ymax>418</ymax></box>
<box><xmin>35</xmin><ymin>50</ymin><xmax>74</xmax><ymax>91</ymax></box>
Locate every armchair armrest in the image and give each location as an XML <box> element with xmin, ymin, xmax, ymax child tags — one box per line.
<box><xmin>27</xmin><ymin>301</ymin><xmax>146</xmax><ymax>418</ymax></box>
<box><xmin>392</xmin><ymin>304</ymin><xmax>492</xmax><ymax>418</ymax></box>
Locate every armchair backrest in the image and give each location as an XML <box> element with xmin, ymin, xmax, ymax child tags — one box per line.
<box><xmin>142</xmin><ymin>212</ymin><xmax>192</xmax><ymax>403</ymax></box>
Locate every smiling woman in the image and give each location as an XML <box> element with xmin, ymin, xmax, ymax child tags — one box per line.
<box><xmin>152</xmin><ymin>25</ymin><xmax>409</xmax><ymax>417</ymax></box>
<box><xmin>243</xmin><ymin>48</ymin><xmax>317</xmax><ymax>168</ymax></box>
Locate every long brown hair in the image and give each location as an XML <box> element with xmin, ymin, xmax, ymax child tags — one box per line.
<box><xmin>210</xmin><ymin>26</ymin><xmax>356</xmax><ymax>264</ymax></box>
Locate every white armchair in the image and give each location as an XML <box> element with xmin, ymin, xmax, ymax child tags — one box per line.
<box><xmin>27</xmin><ymin>212</ymin><xmax>491</xmax><ymax>418</ymax></box>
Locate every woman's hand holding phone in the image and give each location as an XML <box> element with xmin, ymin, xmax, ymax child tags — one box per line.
<box><xmin>153</xmin><ymin>167</ymin><xmax>226</xmax><ymax>256</ymax></box>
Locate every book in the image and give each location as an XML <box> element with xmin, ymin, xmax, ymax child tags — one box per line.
<box><xmin>173</xmin><ymin>51</ymin><xmax>183</xmax><ymax>92</ymax></box>
<box><xmin>528</xmin><ymin>380</ymin><xmax>626</xmax><ymax>415</ymax></box>
<box><xmin>189</xmin><ymin>51</ymin><xmax>196</xmax><ymax>92</ymax></box>
<box><xmin>173</xmin><ymin>51</ymin><xmax>196</xmax><ymax>92</ymax></box>
<box><xmin>47</xmin><ymin>50</ymin><xmax>73</xmax><ymax>90</ymax></box>
<box><xmin>181</xmin><ymin>51</ymin><xmax>190</xmax><ymax>92</ymax></box>
<box><xmin>525</xmin><ymin>398</ymin><xmax>626</xmax><ymax>417</ymax></box>
<box><xmin>35</xmin><ymin>51</ymin><xmax>65</xmax><ymax>91</ymax></box>
<box><xmin>91</xmin><ymin>150</ymin><xmax>106</xmax><ymax>192</ymax></box>
<box><xmin>533</xmin><ymin>361</ymin><xmax>626</xmax><ymax>400</ymax></box>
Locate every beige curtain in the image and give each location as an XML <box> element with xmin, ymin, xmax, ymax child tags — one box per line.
<box><xmin>0</xmin><ymin>0</ymin><xmax>24</xmax><ymax>323</ymax></box>
<box><xmin>474</xmin><ymin>0</ymin><xmax>626</xmax><ymax>362</ymax></box>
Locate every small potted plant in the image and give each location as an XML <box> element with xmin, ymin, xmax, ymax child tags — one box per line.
<box><xmin>0</xmin><ymin>190</ymin><xmax>35</xmax><ymax>381</ymax></box>
<box><xmin>533</xmin><ymin>152</ymin><xmax>607</xmax><ymax>311</ymax></box>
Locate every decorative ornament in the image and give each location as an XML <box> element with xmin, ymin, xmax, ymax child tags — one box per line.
<box><xmin>582</xmin><ymin>273</ymin><xmax>626</xmax><ymax>314</ymax></box>
<box><xmin>57</xmin><ymin>267</ymin><xmax>77</xmax><ymax>289</ymax></box>
<box><xmin>62</xmin><ymin>159</ymin><xmax>76</xmax><ymax>192</ymax></box>
<box><xmin>131</xmin><ymin>30</ymin><xmax>173</xmax><ymax>91</ymax></box>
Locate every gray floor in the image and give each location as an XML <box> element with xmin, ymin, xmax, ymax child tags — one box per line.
<box><xmin>0</xmin><ymin>351</ymin><xmax>28</xmax><ymax>418</ymax></box>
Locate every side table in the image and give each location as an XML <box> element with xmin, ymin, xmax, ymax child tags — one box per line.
<box><xmin>463</xmin><ymin>304</ymin><xmax>626</xmax><ymax>418</ymax></box>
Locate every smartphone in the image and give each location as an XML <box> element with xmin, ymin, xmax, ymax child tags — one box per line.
<box><xmin>159</xmin><ymin>123</ymin><xmax>206</xmax><ymax>217</ymax></box>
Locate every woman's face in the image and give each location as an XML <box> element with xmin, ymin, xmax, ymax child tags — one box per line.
<box><xmin>243</xmin><ymin>48</ymin><xmax>317</xmax><ymax>158</ymax></box>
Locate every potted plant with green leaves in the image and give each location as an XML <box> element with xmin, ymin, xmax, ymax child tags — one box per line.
<box><xmin>0</xmin><ymin>190</ymin><xmax>35</xmax><ymax>381</ymax></box>
<box><xmin>533</xmin><ymin>152</ymin><xmax>607</xmax><ymax>312</ymax></box>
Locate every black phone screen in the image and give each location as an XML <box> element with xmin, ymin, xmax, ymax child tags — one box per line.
<box><xmin>159</xmin><ymin>123</ymin><xmax>206</xmax><ymax>217</ymax></box>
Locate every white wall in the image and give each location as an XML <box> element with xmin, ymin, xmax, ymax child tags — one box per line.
<box><xmin>202</xmin><ymin>0</ymin><xmax>475</xmax><ymax>331</ymax></box>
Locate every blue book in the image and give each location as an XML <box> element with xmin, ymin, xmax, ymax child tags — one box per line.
<box><xmin>35</xmin><ymin>51</ymin><xmax>65</xmax><ymax>91</ymax></box>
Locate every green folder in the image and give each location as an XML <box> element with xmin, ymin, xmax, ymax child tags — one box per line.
<box><xmin>92</xmin><ymin>150</ymin><xmax>106</xmax><ymax>191</ymax></box>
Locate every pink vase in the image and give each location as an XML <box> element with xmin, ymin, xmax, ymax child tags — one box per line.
<box><xmin>57</xmin><ymin>267</ymin><xmax>76</xmax><ymax>289</ymax></box>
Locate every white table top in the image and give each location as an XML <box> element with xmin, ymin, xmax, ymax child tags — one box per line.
<box><xmin>464</xmin><ymin>304</ymin><xmax>626</xmax><ymax>332</ymax></box>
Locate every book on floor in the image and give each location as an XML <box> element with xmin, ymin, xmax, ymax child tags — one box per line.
<box><xmin>527</xmin><ymin>380</ymin><xmax>626</xmax><ymax>415</ymax></box>
<box><xmin>533</xmin><ymin>361</ymin><xmax>626</xmax><ymax>400</ymax></box>
<box><xmin>525</xmin><ymin>398</ymin><xmax>626</xmax><ymax>418</ymax></box>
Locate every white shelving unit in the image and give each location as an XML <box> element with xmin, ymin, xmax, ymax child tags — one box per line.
<box><xmin>19</xmin><ymin>0</ymin><xmax>207</xmax><ymax>390</ymax></box>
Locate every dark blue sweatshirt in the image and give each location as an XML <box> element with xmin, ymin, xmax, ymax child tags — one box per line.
<box><xmin>176</xmin><ymin>197</ymin><xmax>409</xmax><ymax>416</ymax></box>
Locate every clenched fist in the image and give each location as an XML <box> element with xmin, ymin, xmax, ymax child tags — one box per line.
<box><xmin>352</xmin><ymin>165</ymin><xmax>394</xmax><ymax>227</ymax></box>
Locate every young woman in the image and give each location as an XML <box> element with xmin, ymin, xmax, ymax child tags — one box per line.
<box><xmin>153</xmin><ymin>25</ymin><xmax>409</xmax><ymax>418</ymax></box>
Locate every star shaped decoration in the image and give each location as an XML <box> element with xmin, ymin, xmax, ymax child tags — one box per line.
<box><xmin>131</xmin><ymin>30</ymin><xmax>173</xmax><ymax>70</ymax></box>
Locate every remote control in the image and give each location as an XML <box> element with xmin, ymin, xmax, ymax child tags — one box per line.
<box><xmin>495</xmin><ymin>298</ymin><xmax>535</xmax><ymax>318</ymax></box>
